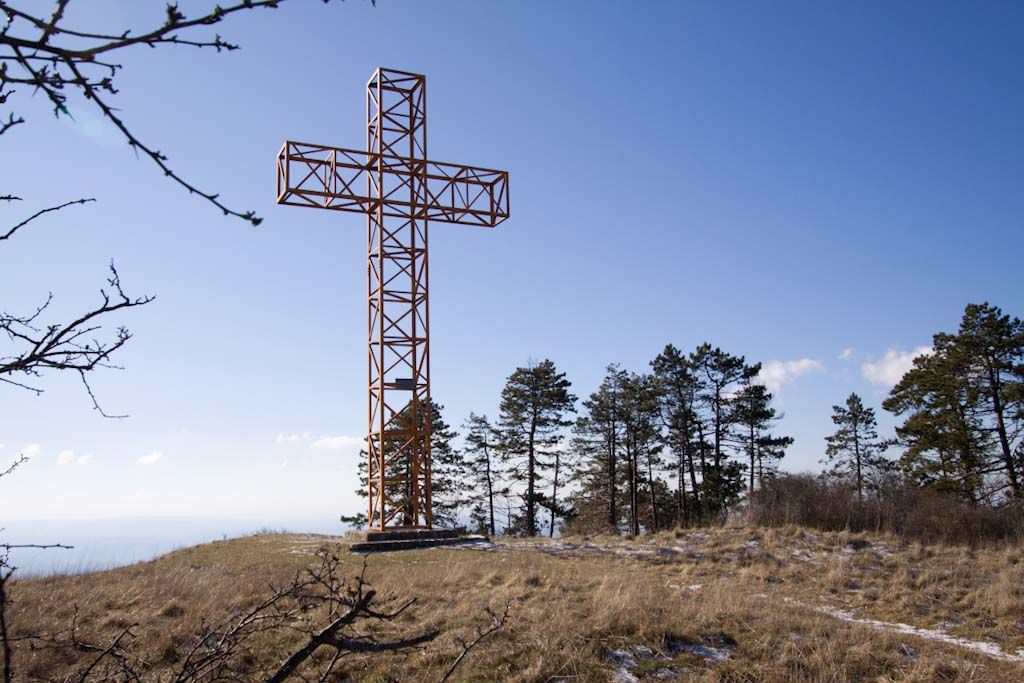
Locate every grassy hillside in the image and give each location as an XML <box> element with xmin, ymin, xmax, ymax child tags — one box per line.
<box><xmin>10</xmin><ymin>526</ymin><xmax>1024</xmax><ymax>681</ymax></box>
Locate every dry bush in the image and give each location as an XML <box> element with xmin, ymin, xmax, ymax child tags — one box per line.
<box><xmin>750</xmin><ymin>473</ymin><xmax>1024</xmax><ymax>546</ymax></box>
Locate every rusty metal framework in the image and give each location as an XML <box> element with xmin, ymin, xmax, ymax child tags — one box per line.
<box><xmin>276</xmin><ymin>68</ymin><xmax>509</xmax><ymax>530</ymax></box>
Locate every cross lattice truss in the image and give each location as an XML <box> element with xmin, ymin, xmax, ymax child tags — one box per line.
<box><xmin>276</xmin><ymin>68</ymin><xmax>509</xmax><ymax>530</ymax></box>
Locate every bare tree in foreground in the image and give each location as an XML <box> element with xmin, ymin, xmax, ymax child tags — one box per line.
<box><xmin>2</xmin><ymin>0</ymin><xmax>367</xmax><ymax>410</ymax></box>
<box><xmin>2</xmin><ymin>548</ymin><xmax>440</xmax><ymax>682</ymax></box>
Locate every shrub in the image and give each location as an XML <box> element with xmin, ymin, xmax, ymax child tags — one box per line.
<box><xmin>749</xmin><ymin>473</ymin><xmax>1024</xmax><ymax>546</ymax></box>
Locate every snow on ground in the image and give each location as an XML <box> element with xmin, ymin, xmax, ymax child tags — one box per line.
<box><xmin>783</xmin><ymin>598</ymin><xmax>1024</xmax><ymax>664</ymax></box>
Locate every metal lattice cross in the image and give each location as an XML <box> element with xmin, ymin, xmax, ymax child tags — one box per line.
<box><xmin>276</xmin><ymin>68</ymin><xmax>510</xmax><ymax>530</ymax></box>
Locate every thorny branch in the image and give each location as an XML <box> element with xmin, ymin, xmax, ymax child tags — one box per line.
<box><xmin>440</xmin><ymin>602</ymin><xmax>511</xmax><ymax>682</ymax></box>
<box><xmin>0</xmin><ymin>455</ymin><xmax>26</xmax><ymax>480</ymax></box>
<box><xmin>0</xmin><ymin>260</ymin><xmax>154</xmax><ymax>415</ymax></box>
<box><xmin>0</xmin><ymin>0</ymin><xmax>376</xmax><ymax>225</ymax></box>
<box><xmin>1</xmin><ymin>197</ymin><xmax>93</xmax><ymax>241</ymax></box>
<box><xmin>2</xmin><ymin>547</ymin><xmax>435</xmax><ymax>682</ymax></box>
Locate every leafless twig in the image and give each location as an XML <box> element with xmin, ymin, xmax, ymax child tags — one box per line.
<box><xmin>0</xmin><ymin>261</ymin><xmax>153</xmax><ymax>415</ymax></box>
<box><xmin>0</xmin><ymin>197</ymin><xmax>93</xmax><ymax>241</ymax></box>
<box><xmin>1</xmin><ymin>0</ymin><xmax>371</xmax><ymax>225</ymax></box>
<box><xmin>440</xmin><ymin>602</ymin><xmax>511</xmax><ymax>682</ymax></box>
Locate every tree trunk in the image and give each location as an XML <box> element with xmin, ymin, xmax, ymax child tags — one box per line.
<box><xmin>695</xmin><ymin>420</ymin><xmax>708</xmax><ymax>513</ymax></box>
<box><xmin>484</xmin><ymin>445</ymin><xmax>496</xmax><ymax>537</ymax></box>
<box><xmin>677</xmin><ymin>450</ymin><xmax>688</xmax><ymax>525</ymax></box>
<box><xmin>549</xmin><ymin>450</ymin><xmax>560</xmax><ymax>537</ymax></box>
<box><xmin>748</xmin><ymin>422</ymin><xmax>755</xmax><ymax>496</ymax></box>
<box><xmin>987</xmin><ymin>362</ymin><xmax>1021</xmax><ymax>497</ymax></box>
<box><xmin>685</xmin><ymin>421</ymin><xmax>701</xmax><ymax>515</ymax></box>
<box><xmin>852</xmin><ymin>414</ymin><xmax>863</xmax><ymax>504</ymax></box>
<box><xmin>608</xmin><ymin>417</ymin><xmax>618</xmax><ymax>531</ymax></box>
<box><xmin>526</xmin><ymin>422</ymin><xmax>536</xmax><ymax>536</ymax></box>
<box><xmin>627</xmin><ymin>440</ymin><xmax>639</xmax><ymax>537</ymax></box>
<box><xmin>954</xmin><ymin>401</ymin><xmax>978</xmax><ymax>505</ymax></box>
<box><xmin>646</xmin><ymin>444</ymin><xmax>659</xmax><ymax>532</ymax></box>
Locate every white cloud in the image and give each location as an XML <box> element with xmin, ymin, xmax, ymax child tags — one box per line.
<box><xmin>58</xmin><ymin>450</ymin><xmax>95</xmax><ymax>466</ymax></box>
<box><xmin>276</xmin><ymin>432</ymin><xmax>312</xmax><ymax>444</ymax></box>
<box><xmin>757</xmin><ymin>358</ymin><xmax>823</xmax><ymax>392</ymax></box>
<box><xmin>21</xmin><ymin>443</ymin><xmax>41</xmax><ymax>459</ymax></box>
<box><xmin>862</xmin><ymin>346</ymin><xmax>932</xmax><ymax>387</ymax></box>
<box><xmin>281</xmin><ymin>460</ymin><xmax>289</xmax><ymax>468</ymax></box>
<box><xmin>838</xmin><ymin>347</ymin><xmax>854</xmax><ymax>361</ymax></box>
<box><xmin>137</xmin><ymin>450</ymin><xmax>163</xmax><ymax>466</ymax></box>
<box><xmin>311</xmin><ymin>435</ymin><xmax>364</xmax><ymax>451</ymax></box>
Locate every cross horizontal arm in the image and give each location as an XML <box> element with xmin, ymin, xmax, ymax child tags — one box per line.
<box><xmin>276</xmin><ymin>141</ymin><xmax>509</xmax><ymax>228</ymax></box>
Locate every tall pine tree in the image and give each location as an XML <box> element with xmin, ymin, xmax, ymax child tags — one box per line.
<box><xmin>496</xmin><ymin>359</ymin><xmax>576</xmax><ymax>536</ymax></box>
<box><xmin>694</xmin><ymin>344</ymin><xmax>759</xmax><ymax>514</ymax></box>
<box><xmin>823</xmin><ymin>393</ymin><xmax>886</xmax><ymax>501</ymax></box>
<box><xmin>957</xmin><ymin>303</ymin><xmax>1024</xmax><ymax>498</ymax></box>
<box><xmin>342</xmin><ymin>400</ymin><xmax>465</xmax><ymax>528</ymax></box>
<box><xmin>463</xmin><ymin>413</ymin><xmax>501</xmax><ymax>536</ymax></box>
<box><xmin>731</xmin><ymin>380</ymin><xmax>792</xmax><ymax>496</ymax></box>
<box><xmin>568</xmin><ymin>365</ymin><xmax>627</xmax><ymax>533</ymax></box>
<box><xmin>651</xmin><ymin>345</ymin><xmax>704</xmax><ymax>523</ymax></box>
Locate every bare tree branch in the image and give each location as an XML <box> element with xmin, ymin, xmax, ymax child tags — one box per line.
<box><xmin>440</xmin><ymin>602</ymin><xmax>511</xmax><ymax>682</ymax></box>
<box><xmin>0</xmin><ymin>261</ymin><xmax>153</xmax><ymax>415</ymax></box>
<box><xmin>0</xmin><ymin>543</ymin><xmax>73</xmax><ymax>551</ymax></box>
<box><xmin>0</xmin><ymin>196</ymin><xmax>93</xmax><ymax>241</ymax></box>
<box><xmin>0</xmin><ymin>0</ymin><xmax>372</xmax><ymax>226</ymax></box>
<box><xmin>0</xmin><ymin>455</ymin><xmax>27</xmax><ymax>480</ymax></box>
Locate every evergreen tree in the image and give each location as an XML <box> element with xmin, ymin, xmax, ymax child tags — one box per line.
<box><xmin>884</xmin><ymin>336</ymin><xmax>986</xmax><ymax>503</ymax></box>
<box><xmin>884</xmin><ymin>303</ymin><xmax>1024</xmax><ymax>504</ymax></box>
<box><xmin>957</xmin><ymin>303</ymin><xmax>1024</xmax><ymax>498</ymax></box>
<box><xmin>651</xmin><ymin>345</ymin><xmax>704</xmax><ymax>523</ymax></box>
<box><xmin>619</xmin><ymin>372</ymin><xmax>664</xmax><ymax>535</ymax></box>
<box><xmin>342</xmin><ymin>399</ymin><xmax>464</xmax><ymax>529</ymax></box>
<box><xmin>496</xmin><ymin>359</ymin><xmax>576</xmax><ymax>536</ymax></box>
<box><xmin>568</xmin><ymin>365</ymin><xmax>627</xmax><ymax>533</ymax></box>
<box><xmin>694</xmin><ymin>344</ymin><xmax>759</xmax><ymax>513</ymax></box>
<box><xmin>822</xmin><ymin>393</ymin><xmax>886</xmax><ymax>501</ymax></box>
<box><xmin>731</xmin><ymin>380</ymin><xmax>792</xmax><ymax>496</ymax></box>
<box><xmin>463</xmin><ymin>413</ymin><xmax>501</xmax><ymax>536</ymax></box>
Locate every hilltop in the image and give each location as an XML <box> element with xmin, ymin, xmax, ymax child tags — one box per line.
<box><xmin>9</xmin><ymin>526</ymin><xmax>1024</xmax><ymax>681</ymax></box>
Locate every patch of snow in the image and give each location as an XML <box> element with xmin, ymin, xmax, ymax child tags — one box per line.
<box><xmin>608</xmin><ymin>649</ymin><xmax>639</xmax><ymax>682</ymax></box>
<box><xmin>668</xmin><ymin>583</ymin><xmax>703</xmax><ymax>591</ymax></box>
<box><xmin>785</xmin><ymin>598</ymin><xmax>1024</xmax><ymax>663</ymax></box>
<box><xmin>676</xmin><ymin>643</ymin><xmax>731</xmax><ymax>662</ymax></box>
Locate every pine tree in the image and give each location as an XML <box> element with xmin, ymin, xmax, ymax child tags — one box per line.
<box><xmin>568</xmin><ymin>365</ymin><xmax>627</xmax><ymax>533</ymax></box>
<box><xmin>884</xmin><ymin>337</ymin><xmax>986</xmax><ymax>504</ymax></box>
<box><xmin>342</xmin><ymin>399</ymin><xmax>464</xmax><ymax>528</ymax></box>
<box><xmin>463</xmin><ymin>413</ymin><xmax>501</xmax><ymax>536</ymax></box>
<box><xmin>651</xmin><ymin>345</ymin><xmax>704</xmax><ymax>523</ymax></box>
<box><xmin>496</xmin><ymin>359</ymin><xmax>576</xmax><ymax>536</ymax></box>
<box><xmin>732</xmin><ymin>380</ymin><xmax>792</xmax><ymax>496</ymax></box>
<box><xmin>823</xmin><ymin>393</ymin><xmax>886</xmax><ymax>501</ymax></box>
<box><xmin>957</xmin><ymin>303</ymin><xmax>1024</xmax><ymax>498</ymax></box>
<box><xmin>694</xmin><ymin>344</ymin><xmax>759</xmax><ymax>514</ymax></box>
<box><xmin>619</xmin><ymin>372</ymin><xmax>663</xmax><ymax>536</ymax></box>
<box><xmin>884</xmin><ymin>303</ymin><xmax>1024</xmax><ymax>504</ymax></box>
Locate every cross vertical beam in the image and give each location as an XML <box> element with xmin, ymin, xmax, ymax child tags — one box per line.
<box><xmin>276</xmin><ymin>67</ymin><xmax>509</xmax><ymax>532</ymax></box>
<box><xmin>366</xmin><ymin>69</ymin><xmax>430</xmax><ymax>529</ymax></box>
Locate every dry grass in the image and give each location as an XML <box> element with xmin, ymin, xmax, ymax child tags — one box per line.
<box><xmin>8</xmin><ymin>527</ymin><xmax>1024</xmax><ymax>681</ymax></box>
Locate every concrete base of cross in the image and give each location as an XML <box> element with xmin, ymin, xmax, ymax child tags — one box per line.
<box><xmin>348</xmin><ymin>528</ymin><xmax>489</xmax><ymax>553</ymax></box>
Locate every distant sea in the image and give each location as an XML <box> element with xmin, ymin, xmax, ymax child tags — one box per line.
<box><xmin>1</xmin><ymin>517</ymin><xmax>349</xmax><ymax>576</ymax></box>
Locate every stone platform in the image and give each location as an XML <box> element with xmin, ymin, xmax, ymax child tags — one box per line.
<box><xmin>347</xmin><ymin>528</ymin><xmax>489</xmax><ymax>553</ymax></box>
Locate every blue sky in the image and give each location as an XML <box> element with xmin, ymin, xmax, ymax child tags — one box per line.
<box><xmin>2</xmin><ymin>1</ymin><xmax>1022</xmax><ymax>522</ymax></box>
